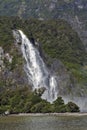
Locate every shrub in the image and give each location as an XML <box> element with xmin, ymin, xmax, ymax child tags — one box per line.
<box><xmin>53</xmin><ymin>97</ymin><xmax>65</xmax><ymax>106</ymax></box>
<box><xmin>30</xmin><ymin>102</ymin><xmax>45</xmax><ymax>113</ymax></box>
<box><xmin>53</xmin><ymin>97</ymin><xmax>67</xmax><ymax>113</ymax></box>
<box><xmin>30</xmin><ymin>100</ymin><xmax>52</xmax><ymax>113</ymax></box>
<box><xmin>66</xmin><ymin>102</ymin><xmax>80</xmax><ymax>112</ymax></box>
<box><xmin>23</xmin><ymin>102</ymin><xmax>32</xmax><ymax>113</ymax></box>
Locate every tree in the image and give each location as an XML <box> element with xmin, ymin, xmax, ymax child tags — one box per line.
<box><xmin>53</xmin><ymin>97</ymin><xmax>64</xmax><ymax>106</ymax></box>
<box><xmin>30</xmin><ymin>102</ymin><xmax>45</xmax><ymax>113</ymax></box>
<box><xmin>53</xmin><ymin>97</ymin><xmax>67</xmax><ymax>113</ymax></box>
<box><xmin>66</xmin><ymin>102</ymin><xmax>80</xmax><ymax>112</ymax></box>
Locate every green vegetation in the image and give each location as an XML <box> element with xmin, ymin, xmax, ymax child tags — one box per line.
<box><xmin>53</xmin><ymin>97</ymin><xmax>67</xmax><ymax>113</ymax></box>
<box><xmin>0</xmin><ymin>17</ymin><xmax>86</xmax><ymax>65</ymax></box>
<box><xmin>66</xmin><ymin>102</ymin><xmax>80</xmax><ymax>112</ymax></box>
<box><xmin>13</xmin><ymin>17</ymin><xmax>87</xmax><ymax>87</ymax></box>
<box><xmin>0</xmin><ymin>87</ymin><xmax>80</xmax><ymax>114</ymax></box>
<box><xmin>0</xmin><ymin>16</ymin><xmax>86</xmax><ymax>113</ymax></box>
<box><xmin>0</xmin><ymin>16</ymin><xmax>87</xmax><ymax>98</ymax></box>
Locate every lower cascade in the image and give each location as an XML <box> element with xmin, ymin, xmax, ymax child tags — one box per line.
<box><xmin>13</xmin><ymin>30</ymin><xmax>58</xmax><ymax>102</ymax></box>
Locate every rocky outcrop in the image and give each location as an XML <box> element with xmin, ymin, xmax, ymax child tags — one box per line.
<box><xmin>0</xmin><ymin>47</ymin><xmax>13</xmax><ymax>72</ymax></box>
<box><xmin>0</xmin><ymin>46</ymin><xmax>29</xmax><ymax>92</ymax></box>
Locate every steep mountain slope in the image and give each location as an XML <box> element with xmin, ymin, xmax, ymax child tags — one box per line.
<box><xmin>0</xmin><ymin>17</ymin><xmax>87</xmax><ymax>97</ymax></box>
<box><xmin>0</xmin><ymin>0</ymin><xmax>87</xmax><ymax>49</ymax></box>
<box><xmin>0</xmin><ymin>0</ymin><xmax>86</xmax><ymax>20</ymax></box>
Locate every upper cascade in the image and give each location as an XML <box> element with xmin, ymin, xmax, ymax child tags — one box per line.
<box><xmin>13</xmin><ymin>30</ymin><xmax>58</xmax><ymax>102</ymax></box>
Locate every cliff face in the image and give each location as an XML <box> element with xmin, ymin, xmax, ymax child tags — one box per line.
<box><xmin>0</xmin><ymin>0</ymin><xmax>87</xmax><ymax>20</ymax></box>
<box><xmin>0</xmin><ymin>43</ymin><xmax>28</xmax><ymax>92</ymax></box>
<box><xmin>0</xmin><ymin>0</ymin><xmax>87</xmax><ymax>50</ymax></box>
<box><xmin>0</xmin><ymin>17</ymin><xmax>87</xmax><ymax>97</ymax></box>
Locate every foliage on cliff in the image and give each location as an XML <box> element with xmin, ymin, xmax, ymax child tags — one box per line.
<box><xmin>0</xmin><ymin>17</ymin><xmax>87</xmax><ymax>95</ymax></box>
<box><xmin>0</xmin><ymin>17</ymin><xmax>86</xmax><ymax>64</ymax></box>
<box><xmin>0</xmin><ymin>16</ymin><xmax>84</xmax><ymax>113</ymax></box>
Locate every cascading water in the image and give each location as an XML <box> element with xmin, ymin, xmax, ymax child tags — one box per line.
<box><xmin>13</xmin><ymin>30</ymin><xmax>58</xmax><ymax>102</ymax></box>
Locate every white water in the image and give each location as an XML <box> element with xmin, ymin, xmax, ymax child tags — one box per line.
<box><xmin>13</xmin><ymin>30</ymin><xmax>58</xmax><ymax>102</ymax></box>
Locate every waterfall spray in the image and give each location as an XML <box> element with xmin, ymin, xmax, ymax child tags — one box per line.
<box><xmin>13</xmin><ymin>30</ymin><xmax>58</xmax><ymax>102</ymax></box>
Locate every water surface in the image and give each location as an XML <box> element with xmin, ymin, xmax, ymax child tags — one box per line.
<box><xmin>0</xmin><ymin>115</ymin><xmax>87</xmax><ymax>130</ymax></box>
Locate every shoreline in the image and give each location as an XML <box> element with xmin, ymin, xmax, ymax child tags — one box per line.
<box><xmin>8</xmin><ymin>113</ymin><xmax>87</xmax><ymax>117</ymax></box>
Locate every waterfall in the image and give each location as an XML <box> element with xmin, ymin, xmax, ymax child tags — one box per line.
<box><xmin>13</xmin><ymin>30</ymin><xmax>58</xmax><ymax>102</ymax></box>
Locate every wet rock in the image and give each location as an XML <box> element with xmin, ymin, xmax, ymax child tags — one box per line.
<box><xmin>13</xmin><ymin>30</ymin><xmax>22</xmax><ymax>45</ymax></box>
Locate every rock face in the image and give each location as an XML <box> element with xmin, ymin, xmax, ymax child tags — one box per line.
<box><xmin>0</xmin><ymin>47</ymin><xmax>13</xmax><ymax>71</ymax></box>
<box><xmin>0</xmin><ymin>0</ymin><xmax>87</xmax><ymax>49</ymax></box>
<box><xmin>0</xmin><ymin>47</ymin><xmax>4</xmax><ymax>71</ymax></box>
<box><xmin>0</xmin><ymin>45</ymin><xmax>29</xmax><ymax>92</ymax></box>
<box><xmin>0</xmin><ymin>0</ymin><xmax>87</xmax><ymax>21</ymax></box>
<box><xmin>50</xmin><ymin>60</ymin><xmax>72</xmax><ymax>95</ymax></box>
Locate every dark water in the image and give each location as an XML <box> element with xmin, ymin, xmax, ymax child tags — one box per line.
<box><xmin>0</xmin><ymin>115</ymin><xmax>87</xmax><ymax>130</ymax></box>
